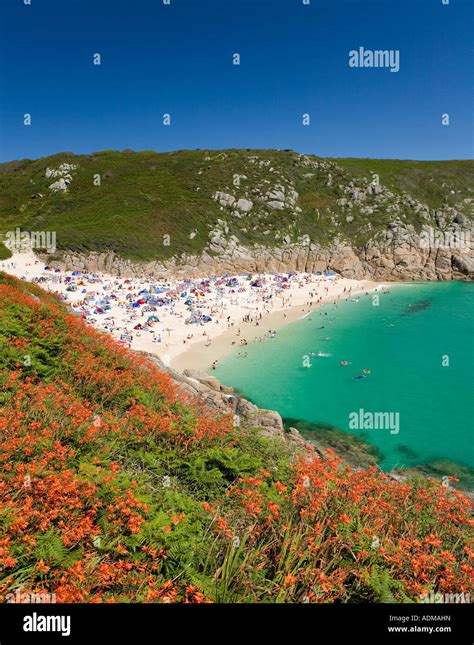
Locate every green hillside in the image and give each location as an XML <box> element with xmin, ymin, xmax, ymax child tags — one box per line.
<box><xmin>333</xmin><ymin>158</ymin><xmax>474</xmax><ymax>208</ymax></box>
<box><xmin>1</xmin><ymin>149</ymin><xmax>472</xmax><ymax>262</ymax></box>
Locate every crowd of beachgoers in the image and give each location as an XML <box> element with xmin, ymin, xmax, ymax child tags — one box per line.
<box><xmin>1</xmin><ymin>251</ymin><xmax>381</xmax><ymax>369</ymax></box>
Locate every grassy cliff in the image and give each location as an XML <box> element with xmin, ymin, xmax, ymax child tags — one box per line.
<box><xmin>0</xmin><ymin>272</ymin><xmax>472</xmax><ymax>603</ymax></box>
<box><xmin>1</xmin><ymin>149</ymin><xmax>473</xmax><ymax>262</ymax></box>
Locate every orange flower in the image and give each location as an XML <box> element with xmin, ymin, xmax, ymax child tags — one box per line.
<box><xmin>35</xmin><ymin>560</ymin><xmax>50</xmax><ymax>574</ymax></box>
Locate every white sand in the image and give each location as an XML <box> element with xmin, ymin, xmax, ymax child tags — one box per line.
<box><xmin>1</xmin><ymin>250</ymin><xmax>386</xmax><ymax>373</ymax></box>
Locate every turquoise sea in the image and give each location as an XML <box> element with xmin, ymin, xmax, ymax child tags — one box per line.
<box><xmin>214</xmin><ymin>282</ymin><xmax>474</xmax><ymax>480</ymax></box>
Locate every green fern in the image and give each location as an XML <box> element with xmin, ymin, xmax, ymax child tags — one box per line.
<box><xmin>34</xmin><ymin>529</ymin><xmax>68</xmax><ymax>564</ymax></box>
<box><xmin>364</xmin><ymin>565</ymin><xmax>411</xmax><ymax>603</ymax></box>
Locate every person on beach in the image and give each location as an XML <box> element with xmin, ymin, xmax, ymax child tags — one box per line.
<box><xmin>2</xmin><ymin>255</ymin><xmax>374</xmax><ymax>367</ymax></box>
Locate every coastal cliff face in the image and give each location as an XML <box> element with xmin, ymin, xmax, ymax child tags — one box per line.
<box><xmin>59</xmin><ymin>222</ymin><xmax>473</xmax><ymax>281</ymax></box>
<box><xmin>142</xmin><ymin>352</ymin><xmax>303</xmax><ymax>442</ymax></box>
<box><xmin>2</xmin><ymin>149</ymin><xmax>473</xmax><ymax>281</ymax></box>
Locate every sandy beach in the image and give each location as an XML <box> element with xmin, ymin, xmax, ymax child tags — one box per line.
<box><xmin>170</xmin><ymin>279</ymin><xmax>382</xmax><ymax>371</ymax></box>
<box><xmin>1</xmin><ymin>250</ymin><xmax>385</xmax><ymax>373</ymax></box>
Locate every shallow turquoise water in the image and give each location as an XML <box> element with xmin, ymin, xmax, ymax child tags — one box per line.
<box><xmin>214</xmin><ymin>282</ymin><xmax>474</xmax><ymax>474</ymax></box>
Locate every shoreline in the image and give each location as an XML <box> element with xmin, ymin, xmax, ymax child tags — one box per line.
<box><xmin>170</xmin><ymin>279</ymin><xmax>383</xmax><ymax>372</ymax></box>
<box><xmin>1</xmin><ymin>250</ymin><xmax>386</xmax><ymax>376</ymax></box>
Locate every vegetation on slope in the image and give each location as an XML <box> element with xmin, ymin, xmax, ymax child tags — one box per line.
<box><xmin>0</xmin><ymin>239</ymin><xmax>12</xmax><ymax>260</ymax></box>
<box><xmin>333</xmin><ymin>158</ymin><xmax>474</xmax><ymax>210</ymax></box>
<box><xmin>0</xmin><ymin>273</ymin><xmax>472</xmax><ymax>603</ymax></box>
<box><xmin>1</xmin><ymin>149</ymin><xmax>473</xmax><ymax>262</ymax></box>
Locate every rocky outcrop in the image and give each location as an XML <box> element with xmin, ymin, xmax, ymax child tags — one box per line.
<box><xmin>142</xmin><ymin>353</ymin><xmax>307</xmax><ymax>447</ymax></box>
<box><xmin>57</xmin><ymin>218</ymin><xmax>473</xmax><ymax>282</ymax></box>
<box><xmin>212</xmin><ymin>192</ymin><xmax>235</xmax><ymax>208</ymax></box>
<box><xmin>46</xmin><ymin>163</ymin><xmax>77</xmax><ymax>193</ymax></box>
<box><xmin>235</xmin><ymin>198</ymin><xmax>253</xmax><ymax>213</ymax></box>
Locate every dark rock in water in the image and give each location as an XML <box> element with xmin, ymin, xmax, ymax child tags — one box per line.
<box><xmin>395</xmin><ymin>444</ymin><xmax>419</xmax><ymax>459</ymax></box>
<box><xmin>284</xmin><ymin>417</ymin><xmax>380</xmax><ymax>468</ymax></box>
<box><xmin>401</xmin><ymin>298</ymin><xmax>432</xmax><ymax>315</ymax></box>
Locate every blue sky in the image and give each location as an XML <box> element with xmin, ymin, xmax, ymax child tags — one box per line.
<box><xmin>0</xmin><ymin>0</ymin><xmax>472</xmax><ymax>161</ymax></box>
